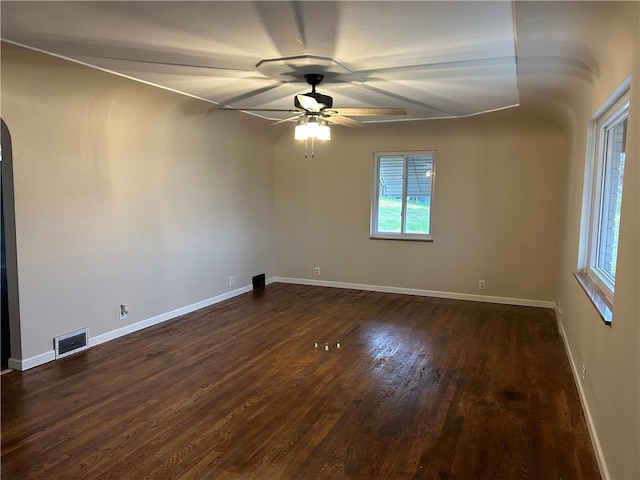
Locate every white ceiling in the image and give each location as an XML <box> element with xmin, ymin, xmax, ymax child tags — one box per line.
<box><xmin>1</xmin><ymin>1</ymin><xmax>633</xmax><ymax>125</ymax></box>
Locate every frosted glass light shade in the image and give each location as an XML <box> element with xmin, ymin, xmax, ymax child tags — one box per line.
<box><xmin>294</xmin><ymin>117</ymin><xmax>331</xmax><ymax>141</ymax></box>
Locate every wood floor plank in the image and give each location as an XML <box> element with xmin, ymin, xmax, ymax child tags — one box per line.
<box><xmin>2</xmin><ymin>284</ymin><xmax>600</xmax><ymax>479</ymax></box>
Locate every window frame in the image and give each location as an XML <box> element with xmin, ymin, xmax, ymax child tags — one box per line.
<box><xmin>587</xmin><ymin>96</ymin><xmax>628</xmax><ymax>300</ymax></box>
<box><xmin>370</xmin><ymin>150</ymin><xmax>436</xmax><ymax>242</ymax></box>
<box><xmin>578</xmin><ymin>78</ymin><xmax>630</xmax><ymax>321</ymax></box>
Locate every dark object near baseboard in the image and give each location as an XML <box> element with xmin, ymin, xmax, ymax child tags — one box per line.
<box><xmin>252</xmin><ymin>273</ymin><xmax>266</xmax><ymax>290</ymax></box>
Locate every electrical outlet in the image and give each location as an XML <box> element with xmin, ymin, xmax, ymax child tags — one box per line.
<box><xmin>119</xmin><ymin>304</ymin><xmax>128</xmax><ymax>320</ymax></box>
<box><xmin>229</xmin><ymin>275</ymin><xmax>235</xmax><ymax>287</ymax></box>
<box><xmin>314</xmin><ymin>267</ymin><xmax>321</xmax><ymax>276</ymax></box>
<box><xmin>478</xmin><ymin>280</ymin><xmax>486</xmax><ymax>290</ymax></box>
<box><xmin>581</xmin><ymin>365</ymin><xmax>586</xmax><ymax>380</ymax></box>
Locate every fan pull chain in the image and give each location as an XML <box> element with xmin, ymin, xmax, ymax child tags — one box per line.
<box><xmin>303</xmin><ymin>137</ymin><xmax>315</xmax><ymax>159</ymax></box>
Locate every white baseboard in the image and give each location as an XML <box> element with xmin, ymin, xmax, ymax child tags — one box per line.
<box><xmin>8</xmin><ymin>350</ymin><xmax>56</xmax><ymax>371</ymax></box>
<box><xmin>273</xmin><ymin>277</ymin><xmax>556</xmax><ymax>309</ymax></box>
<box><xmin>9</xmin><ymin>277</ymin><xmax>550</xmax><ymax>372</ymax></box>
<box><xmin>555</xmin><ymin>311</ymin><xmax>609</xmax><ymax>480</ymax></box>
<box><xmin>11</xmin><ymin>283</ymin><xmax>261</xmax><ymax>371</ymax></box>
<box><xmin>90</xmin><ymin>284</ymin><xmax>254</xmax><ymax>347</ymax></box>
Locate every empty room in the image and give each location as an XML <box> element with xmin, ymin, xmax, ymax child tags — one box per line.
<box><xmin>1</xmin><ymin>1</ymin><xmax>638</xmax><ymax>479</ymax></box>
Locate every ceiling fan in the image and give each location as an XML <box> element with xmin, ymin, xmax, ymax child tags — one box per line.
<box><xmin>219</xmin><ymin>73</ymin><xmax>407</xmax><ymax>130</ymax></box>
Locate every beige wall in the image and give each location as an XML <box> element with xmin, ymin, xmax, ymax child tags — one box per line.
<box><xmin>1</xmin><ymin>43</ymin><xmax>276</xmax><ymax>360</ymax></box>
<box><xmin>554</xmin><ymin>2</ymin><xmax>639</xmax><ymax>478</ymax></box>
<box><xmin>275</xmin><ymin>111</ymin><xmax>568</xmax><ymax>303</ymax></box>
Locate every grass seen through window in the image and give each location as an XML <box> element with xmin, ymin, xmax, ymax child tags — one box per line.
<box><xmin>377</xmin><ymin>196</ymin><xmax>431</xmax><ymax>234</ymax></box>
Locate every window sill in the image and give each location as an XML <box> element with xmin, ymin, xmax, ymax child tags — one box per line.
<box><xmin>574</xmin><ymin>271</ymin><xmax>612</xmax><ymax>325</ymax></box>
<box><xmin>370</xmin><ymin>234</ymin><xmax>433</xmax><ymax>242</ymax></box>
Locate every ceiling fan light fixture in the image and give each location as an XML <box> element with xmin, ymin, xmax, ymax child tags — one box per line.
<box><xmin>294</xmin><ymin>116</ymin><xmax>331</xmax><ymax>141</ymax></box>
<box><xmin>294</xmin><ymin>119</ymin><xmax>308</xmax><ymax>140</ymax></box>
<box><xmin>307</xmin><ymin>117</ymin><xmax>319</xmax><ymax>138</ymax></box>
<box><xmin>317</xmin><ymin>119</ymin><xmax>331</xmax><ymax>141</ymax></box>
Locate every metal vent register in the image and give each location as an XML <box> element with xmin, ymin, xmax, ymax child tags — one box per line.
<box><xmin>54</xmin><ymin>328</ymin><xmax>89</xmax><ymax>359</ymax></box>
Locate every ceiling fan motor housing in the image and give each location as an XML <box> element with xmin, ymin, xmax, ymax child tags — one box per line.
<box><xmin>295</xmin><ymin>92</ymin><xmax>333</xmax><ymax>109</ymax></box>
<box><xmin>294</xmin><ymin>73</ymin><xmax>334</xmax><ymax>109</ymax></box>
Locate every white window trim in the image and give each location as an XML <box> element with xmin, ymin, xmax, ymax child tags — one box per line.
<box><xmin>370</xmin><ymin>150</ymin><xmax>436</xmax><ymax>241</ymax></box>
<box><xmin>578</xmin><ymin>76</ymin><xmax>630</xmax><ymax>313</ymax></box>
<box><xmin>587</xmin><ymin>95</ymin><xmax>628</xmax><ymax>300</ymax></box>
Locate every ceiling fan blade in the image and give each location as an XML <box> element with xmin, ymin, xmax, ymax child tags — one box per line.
<box><xmin>267</xmin><ymin>113</ymin><xmax>304</xmax><ymax>126</ymax></box>
<box><xmin>330</xmin><ymin>107</ymin><xmax>407</xmax><ymax>116</ymax></box>
<box><xmin>296</xmin><ymin>94</ymin><xmax>321</xmax><ymax>113</ymax></box>
<box><xmin>325</xmin><ymin>115</ymin><xmax>364</xmax><ymax>128</ymax></box>
<box><xmin>218</xmin><ymin>107</ymin><xmax>300</xmax><ymax>113</ymax></box>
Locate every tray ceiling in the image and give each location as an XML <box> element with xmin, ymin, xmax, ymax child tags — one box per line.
<box><xmin>0</xmin><ymin>1</ymin><xmax>520</xmax><ymax>123</ymax></box>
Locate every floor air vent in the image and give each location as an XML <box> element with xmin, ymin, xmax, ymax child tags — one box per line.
<box><xmin>54</xmin><ymin>328</ymin><xmax>89</xmax><ymax>359</ymax></box>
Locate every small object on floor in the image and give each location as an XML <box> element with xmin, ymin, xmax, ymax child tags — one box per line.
<box><xmin>314</xmin><ymin>342</ymin><xmax>318</xmax><ymax>349</ymax></box>
<box><xmin>324</xmin><ymin>343</ymin><xmax>329</xmax><ymax>351</ymax></box>
<box><xmin>336</xmin><ymin>340</ymin><xmax>341</xmax><ymax>348</ymax></box>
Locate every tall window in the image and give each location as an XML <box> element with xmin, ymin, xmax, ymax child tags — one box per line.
<box><xmin>371</xmin><ymin>151</ymin><xmax>435</xmax><ymax>241</ymax></box>
<box><xmin>580</xmin><ymin>81</ymin><xmax>629</xmax><ymax>306</ymax></box>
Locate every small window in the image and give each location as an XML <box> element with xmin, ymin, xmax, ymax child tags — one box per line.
<box><xmin>371</xmin><ymin>151</ymin><xmax>435</xmax><ymax>241</ymax></box>
<box><xmin>579</xmin><ymin>79</ymin><xmax>629</xmax><ymax>313</ymax></box>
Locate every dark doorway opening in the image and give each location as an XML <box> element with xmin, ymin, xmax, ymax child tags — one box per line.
<box><xmin>1</xmin><ymin>118</ymin><xmax>13</xmax><ymax>370</ymax></box>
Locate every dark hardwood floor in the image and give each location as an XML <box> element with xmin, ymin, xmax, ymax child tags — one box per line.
<box><xmin>2</xmin><ymin>283</ymin><xmax>600</xmax><ymax>479</ymax></box>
